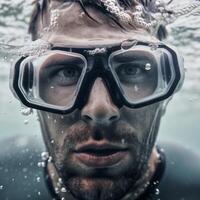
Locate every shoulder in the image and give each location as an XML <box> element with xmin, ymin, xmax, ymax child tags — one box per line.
<box><xmin>158</xmin><ymin>141</ymin><xmax>200</xmax><ymax>200</ymax></box>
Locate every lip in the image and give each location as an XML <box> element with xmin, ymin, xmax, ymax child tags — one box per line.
<box><xmin>73</xmin><ymin>142</ymin><xmax>129</xmax><ymax>168</ymax></box>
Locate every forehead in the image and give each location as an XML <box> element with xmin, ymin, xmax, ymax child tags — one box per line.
<box><xmin>41</xmin><ymin>1</ymin><xmax>158</xmax><ymax>47</ymax></box>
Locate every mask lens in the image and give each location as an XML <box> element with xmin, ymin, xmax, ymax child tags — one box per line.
<box><xmin>109</xmin><ymin>48</ymin><xmax>175</xmax><ymax>104</ymax></box>
<box><xmin>19</xmin><ymin>51</ymin><xmax>86</xmax><ymax>109</ymax></box>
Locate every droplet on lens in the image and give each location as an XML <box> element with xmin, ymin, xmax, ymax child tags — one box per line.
<box><xmin>145</xmin><ymin>63</ymin><xmax>152</xmax><ymax>71</ymax></box>
<box><xmin>134</xmin><ymin>85</ymin><xmax>139</xmax><ymax>92</ymax></box>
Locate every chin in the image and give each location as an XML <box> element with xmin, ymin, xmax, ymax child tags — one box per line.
<box><xmin>56</xmin><ymin>158</ymin><xmax>144</xmax><ymax>200</ymax></box>
<box><xmin>65</xmin><ymin>177</ymin><xmax>133</xmax><ymax>200</ymax></box>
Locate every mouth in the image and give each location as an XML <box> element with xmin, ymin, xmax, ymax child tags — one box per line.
<box><xmin>73</xmin><ymin>143</ymin><xmax>129</xmax><ymax>168</ymax></box>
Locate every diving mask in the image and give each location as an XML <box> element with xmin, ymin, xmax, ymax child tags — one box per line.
<box><xmin>10</xmin><ymin>40</ymin><xmax>184</xmax><ymax>114</ymax></box>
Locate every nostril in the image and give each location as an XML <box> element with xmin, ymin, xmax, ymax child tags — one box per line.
<box><xmin>82</xmin><ymin>115</ymin><xmax>93</xmax><ymax>123</ymax></box>
<box><xmin>109</xmin><ymin>115</ymin><xmax>119</xmax><ymax>122</ymax></box>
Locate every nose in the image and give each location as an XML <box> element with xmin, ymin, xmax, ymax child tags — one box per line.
<box><xmin>81</xmin><ymin>78</ymin><xmax>120</xmax><ymax>126</ymax></box>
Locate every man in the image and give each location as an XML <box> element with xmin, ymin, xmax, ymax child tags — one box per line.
<box><xmin>7</xmin><ymin>0</ymin><xmax>200</xmax><ymax>199</ymax></box>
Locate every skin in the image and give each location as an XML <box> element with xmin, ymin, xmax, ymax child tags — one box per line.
<box><xmin>36</xmin><ymin>2</ymin><xmax>164</xmax><ymax>200</ymax></box>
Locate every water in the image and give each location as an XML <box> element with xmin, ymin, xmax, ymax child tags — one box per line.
<box><xmin>159</xmin><ymin>1</ymin><xmax>200</xmax><ymax>151</ymax></box>
<box><xmin>0</xmin><ymin>0</ymin><xmax>200</xmax><ymax>152</ymax></box>
<box><xmin>0</xmin><ymin>2</ymin><xmax>199</xmax><ymax>199</ymax></box>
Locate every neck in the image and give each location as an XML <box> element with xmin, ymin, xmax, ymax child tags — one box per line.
<box><xmin>46</xmin><ymin>146</ymin><xmax>160</xmax><ymax>200</ymax></box>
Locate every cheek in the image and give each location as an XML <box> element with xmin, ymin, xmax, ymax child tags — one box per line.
<box><xmin>120</xmin><ymin>104</ymin><xmax>161</xmax><ymax>136</ymax></box>
<box><xmin>40</xmin><ymin>109</ymin><xmax>79</xmax><ymax>134</ymax></box>
<box><xmin>38</xmin><ymin>111</ymin><xmax>77</xmax><ymax>152</ymax></box>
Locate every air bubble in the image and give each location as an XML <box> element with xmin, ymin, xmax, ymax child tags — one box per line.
<box><xmin>0</xmin><ymin>185</ymin><xmax>3</xmax><ymax>190</ymax></box>
<box><xmin>17</xmin><ymin>39</ymin><xmax>51</xmax><ymax>57</ymax></box>
<box><xmin>153</xmin><ymin>181</ymin><xmax>158</xmax><ymax>185</ymax></box>
<box><xmin>159</xmin><ymin>148</ymin><xmax>164</xmax><ymax>153</ymax></box>
<box><xmin>55</xmin><ymin>187</ymin><xmax>59</xmax><ymax>194</ymax></box>
<box><xmin>155</xmin><ymin>188</ymin><xmax>160</xmax><ymax>195</ymax></box>
<box><xmin>58</xmin><ymin>178</ymin><xmax>63</xmax><ymax>184</ymax></box>
<box><xmin>21</xmin><ymin>107</ymin><xmax>33</xmax><ymax>116</ymax></box>
<box><xmin>149</xmin><ymin>43</ymin><xmax>158</xmax><ymax>51</ymax></box>
<box><xmin>36</xmin><ymin>177</ymin><xmax>41</xmax><ymax>182</ymax></box>
<box><xmin>50</xmin><ymin>86</ymin><xmax>54</xmax><ymax>89</ymax></box>
<box><xmin>145</xmin><ymin>63</ymin><xmax>152</xmax><ymax>71</ymax></box>
<box><xmin>24</xmin><ymin>119</ymin><xmax>29</xmax><ymax>125</ymax></box>
<box><xmin>37</xmin><ymin>162</ymin><xmax>46</xmax><ymax>168</ymax></box>
<box><xmin>38</xmin><ymin>191</ymin><xmax>41</xmax><ymax>196</ymax></box>
<box><xmin>41</xmin><ymin>152</ymin><xmax>49</xmax><ymax>161</ymax></box>
<box><xmin>155</xmin><ymin>0</ymin><xmax>161</xmax><ymax>6</ymax></box>
<box><xmin>48</xmin><ymin>156</ymin><xmax>53</xmax><ymax>163</ymax></box>
<box><xmin>57</xmin><ymin>181</ymin><xmax>62</xmax><ymax>187</ymax></box>
<box><xmin>79</xmin><ymin>12</ymin><xmax>85</xmax><ymax>18</ymax></box>
<box><xmin>61</xmin><ymin>187</ymin><xmax>67</xmax><ymax>193</ymax></box>
<box><xmin>135</xmin><ymin>5</ymin><xmax>143</xmax><ymax>12</ymax></box>
<box><xmin>51</xmin><ymin>139</ymin><xmax>55</xmax><ymax>144</ymax></box>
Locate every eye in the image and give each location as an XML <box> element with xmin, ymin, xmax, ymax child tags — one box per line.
<box><xmin>50</xmin><ymin>65</ymin><xmax>82</xmax><ymax>86</ymax></box>
<box><xmin>116</xmin><ymin>62</ymin><xmax>146</xmax><ymax>83</ymax></box>
<box><xmin>119</xmin><ymin>64</ymin><xmax>142</xmax><ymax>76</ymax></box>
<box><xmin>62</xmin><ymin>67</ymin><xmax>80</xmax><ymax>78</ymax></box>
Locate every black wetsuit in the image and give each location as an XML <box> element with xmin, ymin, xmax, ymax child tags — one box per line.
<box><xmin>0</xmin><ymin>136</ymin><xmax>200</xmax><ymax>200</ymax></box>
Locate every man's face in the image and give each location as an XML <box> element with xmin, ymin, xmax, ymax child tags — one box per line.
<box><xmin>37</xmin><ymin>2</ymin><xmax>163</xmax><ymax>200</ymax></box>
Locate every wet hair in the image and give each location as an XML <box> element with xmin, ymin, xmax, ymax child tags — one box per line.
<box><xmin>28</xmin><ymin>0</ymin><xmax>168</xmax><ymax>40</ymax></box>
